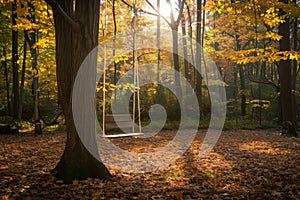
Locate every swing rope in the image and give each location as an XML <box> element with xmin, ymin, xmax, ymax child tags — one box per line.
<box><xmin>102</xmin><ymin>0</ymin><xmax>142</xmax><ymax>137</ymax></box>
<box><xmin>102</xmin><ymin>0</ymin><xmax>107</xmax><ymax>136</ymax></box>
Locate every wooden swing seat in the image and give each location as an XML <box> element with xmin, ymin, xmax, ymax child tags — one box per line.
<box><xmin>102</xmin><ymin>114</ymin><xmax>143</xmax><ymax>138</ymax></box>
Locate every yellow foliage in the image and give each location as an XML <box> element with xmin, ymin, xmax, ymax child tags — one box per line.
<box><xmin>265</xmin><ymin>32</ymin><xmax>282</xmax><ymax>41</ymax></box>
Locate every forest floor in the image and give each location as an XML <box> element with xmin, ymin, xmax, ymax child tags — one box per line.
<box><xmin>0</xmin><ymin>129</ymin><xmax>299</xmax><ymax>200</ymax></box>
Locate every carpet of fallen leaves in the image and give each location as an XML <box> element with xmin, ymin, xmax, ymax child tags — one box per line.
<box><xmin>0</xmin><ymin>129</ymin><xmax>299</xmax><ymax>200</ymax></box>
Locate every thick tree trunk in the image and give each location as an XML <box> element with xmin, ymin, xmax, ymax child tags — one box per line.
<box><xmin>12</xmin><ymin>0</ymin><xmax>19</xmax><ymax>119</ymax></box>
<box><xmin>48</xmin><ymin>0</ymin><xmax>111</xmax><ymax>183</ymax></box>
<box><xmin>278</xmin><ymin>0</ymin><xmax>294</xmax><ymax>128</ymax></box>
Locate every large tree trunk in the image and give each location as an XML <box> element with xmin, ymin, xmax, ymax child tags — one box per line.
<box><xmin>278</xmin><ymin>0</ymin><xmax>294</xmax><ymax>127</ymax></box>
<box><xmin>47</xmin><ymin>0</ymin><xmax>111</xmax><ymax>183</ymax></box>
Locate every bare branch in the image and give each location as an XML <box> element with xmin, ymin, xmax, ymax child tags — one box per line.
<box><xmin>246</xmin><ymin>66</ymin><xmax>280</xmax><ymax>91</ymax></box>
<box><xmin>144</xmin><ymin>0</ymin><xmax>172</xmax><ymax>27</ymax></box>
<box><xmin>166</xmin><ymin>0</ymin><xmax>175</xmax><ymax>23</ymax></box>
<box><xmin>120</xmin><ymin>0</ymin><xmax>159</xmax><ymax>17</ymax></box>
<box><xmin>175</xmin><ymin>0</ymin><xmax>186</xmax><ymax>24</ymax></box>
<box><xmin>44</xmin><ymin>0</ymin><xmax>80</xmax><ymax>32</ymax></box>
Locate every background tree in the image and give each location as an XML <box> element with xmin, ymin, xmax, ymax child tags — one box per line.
<box><xmin>278</xmin><ymin>0</ymin><xmax>294</xmax><ymax>132</ymax></box>
<box><xmin>12</xmin><ymin>0</ymin><xmax>19</xmax><ymax>119</ymax></box>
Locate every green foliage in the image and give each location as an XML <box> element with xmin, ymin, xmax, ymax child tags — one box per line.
<box><xmin>0</xmin><ymin>116</ymin><xmax>32</xmax><ymax>130</ymax></box>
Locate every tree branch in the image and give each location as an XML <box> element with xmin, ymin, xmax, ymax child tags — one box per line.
<box><xmin>144</xmin><ymin>0</ymin><xmax>172</xmax><ymax>27</ymax></box>
<box><xmin>120</xmin><ymin>0</ymin><xmax>159</xmax><ymax>17</ymax></box>
<box><xmin>246</xmin><ymin>66</ymin><xmax>280</xmax><ymax>91</ymax></box>
<box><xmin>176</xmin><ymin>0</ymin><xmax>186</xmax><ymax>24</ymax></box>
<box><xmin>44</xmin><ymin>0</ymin><xmax>80</xmax><ymax>32</ymax></box>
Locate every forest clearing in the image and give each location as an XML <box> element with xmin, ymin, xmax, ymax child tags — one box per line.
<box><xmin>1</xmin><ymin>0</ymin><xmax>300</xmax><ymax>199</ymax></box>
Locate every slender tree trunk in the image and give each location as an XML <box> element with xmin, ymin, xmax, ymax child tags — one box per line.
<box><xmin>47</xmin><ymin>0</ymin><xmax>111</xmax><ymax>183</ymax></box>
<box><xmin>156</xmin><ymin>0</ymin><xmax>161</xmax><ymax>83</ymax></box>
<box><xmin>171</xmin><ymin>25</ymin><xmax>182</xmax><ymax>100</ymax></box>
<box><xmin>112</xmin><ymin>0</ymin><xmax>118</xmax><ymax>103</ymax></box>
<box><xmin>278</xmin><ymin>0</ymin><xmax>294</xmax><ymax>127</ymax></box>
<box><xmin>181</xmin><ymin>12</ymin><xmax>190</xmax><ymax>89</ymax></box>
<box><xmin>166</xmin><ymin>27</ymin><xmax>182</xmax><ymax>105</ymax></box>
<box><xmin>3</xmin><ymin>48</ymin><xmax>11</xmax><ymax>116</ymax></box>
<box><xmin>292</xmin><ymin>1</ymin><xmax>297</xmax><ymax>125</ymax></box>
<box><xmin>156</xmin><ymin>0</ymin><xmax>163</xmax><ymax>103</ymax></box>
<box><xmin>12</xmin><ymin>0</ymin><xmax>19</xmax><ymax>119</ymax></box>
<box><xmin>196</xmin><ymin>0</ymin><xmax>202</xmax><ymax>111</ymax></box>
<box><xmin>201</xmin><ymin>0</ymin><xmax>207</xmax><ymax>83</ymax></box>
<box><xmin>236</xmin><ymin>38</ymin><xmax>246</xmax><ymax>116</ymax></box>
<box><xmin>19</xmin><ymin>32</ymin><xmax>27</xmax><ymax>119</ymax></box>
<box><xmin>166</xmin><ymin>0</ymin><xmax>184</xmax><ymax>100</ymax></box>
<box><xmin>239</xmin><ymin>65</ymin><xmax>246</xmax><ymax>116</ymax></box>
<box><xmin>31</xmin><ymin>30</ymin><xmax>42</xmax><ymax>134</ymax></box>
<box><xmin>186</xmin><ymin>3</ymin><xmax>195</xmax><ymax>87</ymax></box>
<box><xmin>27</xmin><ymin>3</ymin><xmax>42</xmax><ymax>134</ymax></box>
<box><xmin>258</xmin><ymin>63</ymin><xmax>265</xmax><ymax>126</ymax></box>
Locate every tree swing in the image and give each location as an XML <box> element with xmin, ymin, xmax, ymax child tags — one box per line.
<box><xmin>102</xmin><ymin>0</ymin><xmax>143</xmax><ymax>138</ymax></box>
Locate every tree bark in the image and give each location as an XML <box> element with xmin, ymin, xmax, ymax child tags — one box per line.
<box><xmin>278</xmin><ymin>0</ymin><xmax>294</xmax><ymax>127</ymax></box>
<box><xmin>156</xmin><ymin>0</ymin><xmax>161</xmax><ymax>83</ymax></box>
<box><xmin>112</xmin><ymin>0</ymin><xmax>118</xmax><ymax>103</ymax></box>
<box><xmin>196</xmin><ymin>0</ymin><xmax>202</xmax><ymax>111</ymax></box>
<box><xmin>3</xmin><ymin>48</ymin><xmax>11</xmax><ymax>116</ymax></box>
<box><xmin>292</xmin><ymin>0</ymin><xmax>298</xmax><ymax>124</ymax></box>
<box><xmin>236</xmin><ymin>38</ymin><xmax>246</xmax><ymax>116</ymax></box>
<box><xmin>46</xmin><ymin>0</ymin><xmax>111</xmax><ymax>183</ymax></box>
<box><xmin>19</xmin><ymin>31</ymin><xmax>27</xmax><ymax>119</ymax></box>
<box><xmin>26</xmin><ymin>3</ymin><xmax>42</xmax><ymax>134</ymax></box>
<box><xmin>185</xmin><ymin>3</ymin><xmax>195</xmax><ymax>87</ymax></box>
<box><xmin>171</xmin><ymin>26</ymin><xmax>182</xmax><ymax>99</ymax></box>
<box><xmin>166</xmin><ymin>0</ymin><xmax>185</xmax><ymax>100</ymax></box>
<box><xmin>156</xmin><ymin>0</ymin><xmax>163</xmax><ymax>103</ymax></box>
<box><xmin>12</xmin><ymin>0</ymin><xmax>19</xmax><ymax>119</ymax></box>
<box><xmin>181</xmin><ymin>12</ymin><xmax>190</xmax><ymax>86</ymax></box>
<box><xmin>239</xmin><ymin>65</ymin><xmax>246</xmax><ymax>116</ymax></box>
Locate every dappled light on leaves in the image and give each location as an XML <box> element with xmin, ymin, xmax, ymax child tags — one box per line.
<box><xmin>239</xmin><ymin>141</ymin><xmax>292</xmax><ymax>155</ymax></box>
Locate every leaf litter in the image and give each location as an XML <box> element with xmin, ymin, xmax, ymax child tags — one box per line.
<box><xmin>0</xmin><ymin>129</ymin><xmax>299</xmax><ymax>199</ymax></box>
